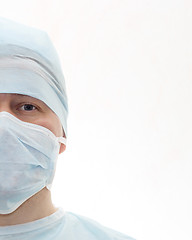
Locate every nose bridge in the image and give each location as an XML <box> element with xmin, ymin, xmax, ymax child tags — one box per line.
<box><xmin>0</xmin><ymin>98</ymin><xmax>12</xmax><ymax>114</ymax></box>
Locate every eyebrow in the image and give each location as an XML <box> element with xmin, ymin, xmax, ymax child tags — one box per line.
<box><xmin>11</xmin><ymin>93</ymin><xmax>53</xmax><ymax>112</ymax></box>
<box><xmin>14</xmin><ymin>94</ymin><xmax>39</xmax><ymax>100</ymax></box>
<box><xmin>14</xmin><ymin>94</ymin><xmax>33</xmax><ymax>98</ymax></box>
<box><xmin>13</xmin><ymin>94</ymin><xmax>45</xmax><ymax>105</ymax></box>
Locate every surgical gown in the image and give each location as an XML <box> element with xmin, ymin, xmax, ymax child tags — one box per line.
<box><xmin>0</xmin><ymin>208</ymin><xmax>135</xmax><ymax>240</ymax></box>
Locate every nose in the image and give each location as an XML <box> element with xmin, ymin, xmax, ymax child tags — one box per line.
<box><xmin>0</xmin><ymin>103</ymin><xmax>10</xmax><ymax>111</ymax></box>
<box><xmin>0</xmin><ymin>94</ymin><xmax>20</xmax><ymax>118</ymax></box>
<box><xmin>0</xmin><ymin>103</ymin><xmax>15</xmax><ymax>117</ymax></box>
<box><xmin>0</xmin><ymin>94</ymin><xmax>11</xmax><ymax>112</ymax></box>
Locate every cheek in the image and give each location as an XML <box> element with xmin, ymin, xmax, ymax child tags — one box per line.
<box><xmin>34</xmin><ymin>119</ymin><xmax>60</xmax><ymax>137</ymax></box>
<box><xmin>31</xmin><ymin>111</ymin><xmax>63</xmax><ymax>137</ymax></box>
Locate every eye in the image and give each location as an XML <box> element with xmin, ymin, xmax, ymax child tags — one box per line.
<box><xmin>19</xmin><ymin>104</ymin><xmax>38</xmax><ymax>111</ymax></box>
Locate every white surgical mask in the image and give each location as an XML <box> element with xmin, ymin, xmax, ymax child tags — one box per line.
<box><xmin>0</xmin><ymin>111</ymin><xmax>66</xmax><ymax>214</ymax></box>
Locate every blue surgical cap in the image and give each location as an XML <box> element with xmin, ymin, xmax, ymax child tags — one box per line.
<box><xmin>0</xmin><ymin>17</ymin><xmax>68</xmax><ymax>137</ymax></box>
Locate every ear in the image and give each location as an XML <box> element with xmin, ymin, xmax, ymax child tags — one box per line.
<box><xmin>59</xmin><ymin>129</ymin><xmax>66</xmax><ymax>154</ymax></box>
<box><xmin>59</xmin><ymin>143</ymin><xmax>66</xmax><ymax>154</ymax></box>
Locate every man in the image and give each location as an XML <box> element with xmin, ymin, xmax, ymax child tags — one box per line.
<box><xmin>0</xmin><ymin>17</ymin><xmax>135</xmax><ymax>240</ymax></box>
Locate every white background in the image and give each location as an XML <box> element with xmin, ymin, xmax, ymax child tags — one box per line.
<box><xmin>0</xmin><ymin>1</ymin><xmax>191</xmax><ymax>240</ymax></box>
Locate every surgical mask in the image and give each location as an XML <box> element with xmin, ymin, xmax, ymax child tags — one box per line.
<box><xmin>0</xmin><ymin>111</ymin><xmax>66</xmax><ymax>214</ymax></box>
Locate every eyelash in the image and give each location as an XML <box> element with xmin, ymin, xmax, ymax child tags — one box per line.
<box><xmin>19</xmin><ymin>104</ymin><xmax>38</xmax><ymax>111</ymax></box>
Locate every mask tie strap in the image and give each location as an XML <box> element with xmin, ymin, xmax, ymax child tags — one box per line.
<box><xmin>57</xmin><ymin>136</ymin><xmax>67</xmax><ymax>145</ymax></box>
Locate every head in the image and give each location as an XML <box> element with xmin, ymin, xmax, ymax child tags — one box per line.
<box><xmin>0</xmin><ymin>17</ymin><xmax>68</xmax><ymax>150</ymax></box>
<box><xmin>0</xmin><ymin>18</ymin><xmax>68</xmax><ymax>215</ymax></box>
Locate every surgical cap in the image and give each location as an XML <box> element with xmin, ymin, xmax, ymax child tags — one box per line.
<box><xmin>0</xmin><ymin>17</ymin><xmax>68</xmax><ymax>137</ymax></box>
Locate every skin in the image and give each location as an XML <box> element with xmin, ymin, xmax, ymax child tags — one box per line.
<box><xmin>0</xmin><ymin>93</ymin><xmax>66</xmax><ymax>226</ymax></box>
